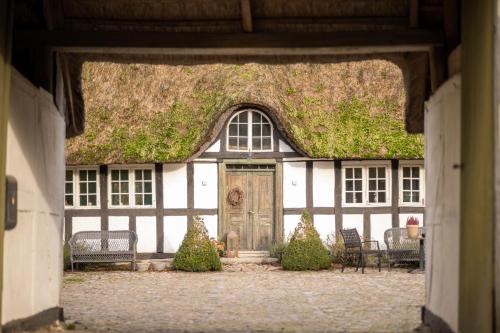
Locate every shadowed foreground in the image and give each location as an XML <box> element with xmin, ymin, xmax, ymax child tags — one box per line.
<box><xmin>62</xmin><ymin>269</ymin><xmax>424</xmax><ymax>333</ymax></box>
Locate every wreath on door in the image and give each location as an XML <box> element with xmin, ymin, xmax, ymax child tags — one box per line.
<box><xmin>227</xmin><ymin>187</ymin><xmax>244</xmax><ymax>206</ymax></box>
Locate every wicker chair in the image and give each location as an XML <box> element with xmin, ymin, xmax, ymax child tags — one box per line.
<box><xmin>384</xmin><ymin>227</ymin><xmax>424</xmax><ymax>270</ymax></box>
<box><xmin>69</xmin><ymin>230</ymin><xmax>138</xmax><ymax>271</ymax></box>
<box><xmin>339</xmin><ymin>228</ymin><xmax>382</xmax><ymax>274</ymax></box>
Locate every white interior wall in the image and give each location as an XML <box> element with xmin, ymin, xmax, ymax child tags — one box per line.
<box><xmin>312</xmin><ymin>161</ymin><xmax>335</xmax><ymax>207</ymax></box>
<box><xmin>2</xmin><ymin>70</ymin><xmax>65</xmax><ymax>324</ymax></box>
<box><xmin>193</xmin><ymin>163</ymin><xmax>218</xmax><ymax>209</ymax></box>
<box><xmin>283</xmin><ymin>214</ymin><xmax>301</xmax><ymax>240</ymax></box>
<box><xmin>424</xmin><ymin>75</ymin><xmax>461</xmax><ymax>332</ymax></box>
<box><xmin>200</xmin><ymin>214</ymin><xmax>218</xmax><ymax>239</ymax></box>
<box><xmin>370</xmin><ymin>214</ymin><xmax>392</xmax><ymax>247</ymax></box>
<box><xmin>342</xmin><ymin>214</ymin><xmax>364</xmax><ymax>238</ymax></box>
<box><xmin>283</xmin><ymin>162</ymin><xmax>306</xmax><ymax>208</ymax></box>
<box><xmin>108</xmin><ymin>216</ymin><xmax>129</xmax><ymax>230</ymax></box>
<box><xmin>314</xmin><ymin>215</ymin><xmax>335</xmax><ymax>241</ymax></box>
<box><xmin>72</xmin><ymin>217</ymin><xmax>101</xmax><ymax>234</ymax></box>
<box><xmin>135</xmin><ymin>216</ymin><xmax>157</xmax><ymax>253</ymax></box>
<box><xmin>163</xmin><ymin>164</ymin><xmax>187</xmax><ymax>209</ymax></box>
<box><xmin>163</xmin><ymin>216</ymin><xmax>187</xmax><ymax>253</ymax></box>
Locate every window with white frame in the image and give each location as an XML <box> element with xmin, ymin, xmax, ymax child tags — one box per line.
<box><xmin>111</xmin><ymin>169</ymin><xmax>129</xmax><ymax>206</ymax></box>
<box><xmin>78</xmin><ymin>169</ymin><xmax>98</xmax><ymax>207</ymax></box>
<box><xmin>227</xmin><ymin>110</ymin><xmax>273</xmax><ymax>152</ymax></box>
<box><xmin>342</xmin><ymin>164</ymin><xmax>390</xmax><ymax>206</ymax></box>
<box><xmin>368</xmin><ymin>167</ymin><xmax>387</xmax><ymax>204</ymax></box>
<box><xmin>109</xmin><ymin>167</ymin><xmax>155</xmax><ymax>208</ymax></box>
<box><xmin>65</xmin><ymin>170</ymin><xmax>74</xmax><ymax>207</ymax></box>
<box><xmin>400</xmin><ymin>165</ymin><xmax>424</xmax><ymax>205</ymax></box>
<box><xmin>344</xmin><ymin>167</ymin><xmax>363</xmax><ymax>204</ymax></box>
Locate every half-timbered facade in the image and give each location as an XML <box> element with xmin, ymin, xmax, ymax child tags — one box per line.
<box><xmin>64</xmin><ymin>104</ymin><xmax>424</xmax><ymax>256</ymax></box>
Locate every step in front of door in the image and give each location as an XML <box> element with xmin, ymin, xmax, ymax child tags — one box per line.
<box><xmin>238</xmin><ymin>251</ymin><xmax>270</xmax><ymax>258</ymax></box>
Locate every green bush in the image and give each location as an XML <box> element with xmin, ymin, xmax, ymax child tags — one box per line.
<box><xmin>270</xmin><ymin>241</ymin><xmax>288</xmax><ymax>263</ymax></box>
<box><xmin>281</xmin><ymin>210</ymin><xmax>332</xmax><ymax>271</ymax></box>
<box><xmin>173</xmin><ymin>216</ymin><xmax>222</xmax><ymax>272</ymax></box>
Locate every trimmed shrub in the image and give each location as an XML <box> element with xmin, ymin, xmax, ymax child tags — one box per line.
<box><xmin>270</xmin><ymin>241</ymin><xmax>288</xmax><ymax>263</ymax></box>
<box><xmin>173</xmin><ymin>216</ymin><xmax>222</xmax><ymax>272</ymax></box>
<box><xmin>281</xmin><ymin>210</ymin><xmax>331</xmax><ymax>271</ymax></box>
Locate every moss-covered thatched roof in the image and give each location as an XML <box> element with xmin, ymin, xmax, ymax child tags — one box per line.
<box><xmin>66</xmin><ymin>60</ymin><xmax>423</xmax><ymax>165</ymax></box>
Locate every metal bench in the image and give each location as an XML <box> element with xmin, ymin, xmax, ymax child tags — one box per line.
<box><xmin>339</xmin><ymin>228</ymin><xmax>382</xmax><ymax>274</ymax></box>
<box><xmin>69</xmin><ymin>230</ymin><xmax>137</xmax><ymax>271</ymax></box>
<box><xmin>384</xmin><ymin>227</ymin><xmax>424</xmax><ymax>270</ymax></box>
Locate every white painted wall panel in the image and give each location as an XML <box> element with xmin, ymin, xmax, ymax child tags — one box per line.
<box><xmin>279</xmin><ymin>139</ymin><xmax>294</xmax><ymax>152</ymax></box>
<box><xmin>205</xmin><ymin>139</ymin><xmax>220</xmax><ymax>152</ymax></box>
<box><xmin>313</xmin><ymin>161</ymin><xmax>335</xmax><ymax>207</ymax></box>
<box><xmin>194</xmin><ymin>163</ymin><xmax>218</xmax><ymax>209</ymax></box>
<box><xmin>200</xmin><ymin>215</ymin><xmax>218</xmax><ymax>239</ymax></box>
<box><xmin>283</xmin><ymin>215</ymin><xmax>301</xmax><ymax>240</ymax></box>
<box><xmin>424</xmin><ymin>75</ymin><xmax>461</xmax><ymax>331</ymax></box>
<box><xmin>399</xmin><ymin>213</ymin><xmax>424</xmax><ymax>228</ymax></box>
<box><xmin>136</xmin><ymin>216</ymin><xmax>157</xmax><ymax>253</ymax></box>
<box><xmin>72</xmin><ymin>217</ymin><xmax>101</xmax><ymax>234</ymax></box>
<box><xmin>108</xmin><ymin>216</ymin><xmax>129</xmax><ymax>231</ymax></box>
<box><xmin>283</xmin><ymin>162</ymin><xmax>306</xmax><ymax>208</ymax></box>
<box><xmin>163</xmin><ymin>216</ymin><xmax>187</xmax><ymax>253</ymax></box>
<box><xmin>342</xmin><ymin>214</ymin><xmax>364</xmax><ymax>238</ymax></box>
<box><xmin>370</xmin><ymin>214</ymin><xmax>392</xmax><ymax>248</ymax></box>
<box><xmin>163</xmin><ymin>164</ymin><xmax>187</xmax><ymax>209</ymax></box>
<box><xmin>314</xmin><ymin>215</ymin><xmax>335</xmax><ymax>241</ymax></box>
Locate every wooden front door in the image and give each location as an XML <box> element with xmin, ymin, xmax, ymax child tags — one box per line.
<box><xmin>224</xmin><ymin>170</ymin><xmax>274</xmax><ymax>250</ymax></box>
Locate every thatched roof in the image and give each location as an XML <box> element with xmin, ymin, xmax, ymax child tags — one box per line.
<box><xmin>65</xmin><ymin>60</ymin><xmax>424</xmax><ymax>165</ymax></box>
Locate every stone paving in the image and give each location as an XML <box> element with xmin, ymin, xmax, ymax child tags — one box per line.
<box><xmin>62</xmin><ymin>266</ymin><xmax>425</xmax><ymax>333</ymax></box>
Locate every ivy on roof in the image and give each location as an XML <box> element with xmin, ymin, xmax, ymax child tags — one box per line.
<box><xmin>65</xmin><ymin>61</ymin><xmax>423</xmax><ymax>165</ymax></box>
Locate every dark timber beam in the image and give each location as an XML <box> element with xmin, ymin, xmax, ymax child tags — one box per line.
<box><xmin>240</xmin><ymin>0</ymin><xmax>253</xmax><ymax>33</ymax></box>
<box><xmin>409</xmin><ymin>0</ymin><xmax>419</xmax><ymax>28</ymax></box>
<box><xmin>42</xmin><ymin>0</ymin><xmax>64</xmax><ymax>31</ymax></box>
<box><xmin>13</xmin><ymin>30</ymin><xmax>444</xmax><ymax>52</ymax></box>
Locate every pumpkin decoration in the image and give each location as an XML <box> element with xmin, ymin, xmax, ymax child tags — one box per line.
<box><xmin>227</xmin><ymin>187</ymin><xmax>244</xmax><ymax>206</ymax></box>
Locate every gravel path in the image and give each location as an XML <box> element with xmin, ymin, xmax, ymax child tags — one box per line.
<box><xmin>62</xmin><ymin>267</ymin><xmax>424</xmax><ymax>333</ymax></box>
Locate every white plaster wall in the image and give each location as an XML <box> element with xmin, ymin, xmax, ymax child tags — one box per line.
<box><xmin>108</xmin><ymin>216</ymin><xmax>129</xmax><ymax>231</ymax></box>
<box><xmin>279</xmin><ymin>139</ymin><xmax>294</xmax><ymax>152</ymax></box>
<box><xmin>194</xmin><ymin>163</ymin><xmax>218</xmax><ymax>209</ymax></box>
<box><xmin>313</xmin><ymin>161</ymin><xmax>335</xmax><ymax>207</ymax></box>
<box><xmin>72</xmin><ymin>217</ymin><xmax>101</xmax><ymax>234</ymax></box>
<box><xmin>370</xmin><ymin>214</ymin><xmax>392</xmax><ymax>248</ymax></box>
<box><xmin>283</xmin><ymin>162</ymin><xmax>306</xmax><ymax>208</ymax></box>
<box><xmin>3</xmin><ymin>70</ymin><xmax>65</xmax><ymax>324</ymax></box>
<box><xmin>283</xmin><ymin>215</ymin><xmax>301</xmax><ymax>240</ymax></box>
<box><xmin>163</xmin><ymin>164</ymin><xmax>187</xmax><ymax>209</ymax></box>
<box><xmin>314</xmin><ymin>215</ymin><xmax>335</xmax><ymax>241</ymax></box>
<box><xmin>399</xmin><ymin>213</ymin><xmax>424</xmax><ymax>228</ymax></box>
<box><xmin>163</xmin><ymin>216</ymin><xmax>187</xmax><ymax>253</ymax></box>
<box><xmin>200</xmin><ymin>215</ymin><xmax>218</xmax><ymax>239</ymax></box>
<box><xmin>342</xmin><ymin>214</ymin><xmax>364</xmax><ymax>238</ymax></box>
<box><xmin>424</xmin><ymin>75</ymin><xmax>461</xmax><ymax>332</ymax></box>
<box><xmin>136</xmin><ymin>216</ymin><xmax>157</xmax><ymax>253</ymax></box>
<box><xmin>205</xmin><ymin>139</ymin><xmax>220</xmax><ymax>152</ymax></box>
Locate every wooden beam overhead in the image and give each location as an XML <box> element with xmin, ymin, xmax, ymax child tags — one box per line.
<box><xmin>240</xmin><ymin>0</ymin><xmax>253</xmax><ymax>33</ymax></box>
<box><xmin>42</xmin><ymin>0</ymin><xmax>64</xmax><ymax>31</ymax></box>
<box><xmin>443</xmin><ymin>0</ymin><xmax>460</xmax><ymax>52</ymax></box>
<box><xmin>409</xmin><ymin>0</ymin><xmax>419</xmax><ymax>28</ymax></box>
<box><xmin>14</xmin><ymin>29</ymin><xmax>444</xmax><ymax>52</ymax></box>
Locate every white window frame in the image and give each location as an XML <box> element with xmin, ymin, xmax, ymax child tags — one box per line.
<box><xmin>108</xmin><ymin>165</ymin><xmax>156</xmax><ymax>209</ymax></box>
<box><xmin>64</xmin><ymin>169</ymin><xmax>75</xmax><ymax>208</ymax></box>
<box><xmin>399</xmin><ymin>161</ymin><xmax>425</xmax><ymax>207</ymax></box>
<box><xmin>341</xmin><ymin>161</ymin><xmax>391</xmax><ymax>207</ymax></box>
<box><xmin>226</xmin><ymin>110</ymin><xmax>274</xmax><ymax>153</ymax></box>
<box><xmin>67</xmin><ymin>166</ymin><xmax>101</xmax><ymax>209</ymax></box>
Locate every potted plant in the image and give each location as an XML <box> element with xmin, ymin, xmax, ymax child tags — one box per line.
<box><xmin>406</xmin><ymin>216</ymin><xmax>420</xmax><ymax>240</ymax></box>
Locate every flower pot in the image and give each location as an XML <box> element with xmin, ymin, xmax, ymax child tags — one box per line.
<box><xmin>136</xmin><ymin>262</ymin><xmax>150</xmax><ymax>272</ymax></box>
<box><xmin>406</xmin><ymin>225</ymin><xmax>419</xmax><ymax>240</ymax></box>
<box><xmin>151</xmin><ymin>262</ymin><xmax>166</xmax><ymax>271</ymax></box>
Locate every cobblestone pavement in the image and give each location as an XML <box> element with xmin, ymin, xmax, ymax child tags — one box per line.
<box><xmin>62</xmin><ymin>267</ymin><xmax>424</xmax><ymax>333</ymax></box>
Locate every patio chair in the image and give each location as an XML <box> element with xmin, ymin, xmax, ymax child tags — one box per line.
<box><xmin>339</xmin><ymin>228</ymin><xmax>382</xmax><ymax>274</ymax></box>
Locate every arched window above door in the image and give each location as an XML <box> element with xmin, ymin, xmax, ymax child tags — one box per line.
<box><xmin>226</xmin><ymin>110</ymin><xmax>273</xmax><ymax>152</ymax></box>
